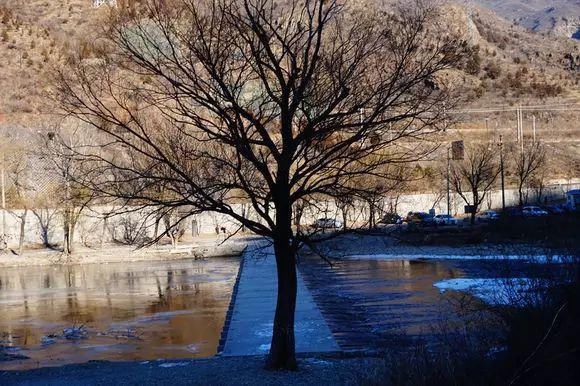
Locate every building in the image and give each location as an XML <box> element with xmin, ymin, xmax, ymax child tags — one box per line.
<box><xmin>566</xmin><ymin>189</ymin><xmax>580</xmax><ymax>211</ymax></box>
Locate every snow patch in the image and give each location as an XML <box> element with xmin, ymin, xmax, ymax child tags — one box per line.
<box><xmin>304</xmin><ymin>358</ymin><xmax>333</xmax><ymax>366</ymax></box>
<box><xmin>433</xmin><ymin>278</ymin><xmax>535</xmax><ymax>305</ymax></box>
<box><xmin>346</xmin><ymin>254</ymin><xmax>566</xmax><ymax>263</ymax></box>
<box><xmin>158</xmin><ymin>362</ymin><xmax>190</xmax><ymax>368</ymax></box>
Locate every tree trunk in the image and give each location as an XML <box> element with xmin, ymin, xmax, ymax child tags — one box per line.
<box><xmin>63</xmin><ymin>208</ymin><xmax>74</xmax><ymax>255</ymax></box>
<box><xmin>170</xmin><ymin>233</ymin><xmax>176</xmax><ymax>249</ymax></box>
<box><xmin>63</xmin><ymin>211</ymin><xmax>70</xmax><ymax>255</ymax></box>
<box><xmin>267</xmin><ymin>239</ymin><xmax>298</xmax><ymax>370</ymax></box>
<box><xmin>69</xmin><ymin>213</ymin><xmax>76</xmax><ymax>248</ymax></box>
<box><xmin>18</xmin><ymin>209</ymin><xmax>27</xmax><ymax>256</ymax></box>
<box><xmin>267</xmin><ymin>165</ymin><xmax>298</xmax><ymax>371</ymax></box>
<box><xmin>101</xmin><ymin>216</ymin><xmax>108</xmax><ymax>247</ymax></box>
<box><xmin>470</xmin><ymin>191</ymin><xmax>478</xmax><ymax>225</ymax></box>
<box><xmin>368</xmin><ymin>200</ymin><xmax>374</xmax><ymax>229</ymax></box>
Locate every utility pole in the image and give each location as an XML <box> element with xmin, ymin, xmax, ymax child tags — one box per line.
<box><xmin>499</xmin><ymin>135</ymin><xmax>505</xmax><ymax>211</ymax></box>
<box><xmin>517</xmin><ymin>106</ymin><xmax>524</xmax><ymax>153</ymax></box>
<box><xmin>1</xmin><ymin>153</ymin><xmax>6</xmax><ymax>241</ymax></box>
<box><xmin>532</xmin><ymin>115</ymin><xmax>536</xmax><ymax>143</ymax></box>
<box><xmin>446</xmin><ymin>146</ymin><xmax>451</xmax><ymax>216</ymax></box>
<box><xmin>516</xmin><ymin>107</ymin><xmax>520</xmax><ymax>143</ymax></box>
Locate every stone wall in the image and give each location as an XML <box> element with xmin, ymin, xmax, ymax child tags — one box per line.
<box><xmin>1</xmin><ymin>181</ymin><xmax>579</xmax><ymax>249</ymax></box>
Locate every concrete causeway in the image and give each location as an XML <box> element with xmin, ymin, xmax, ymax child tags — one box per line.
<box><xmin>220</xmin><ymin>241</ymin><xmax>339</xmax><ymax>356</ymax></box>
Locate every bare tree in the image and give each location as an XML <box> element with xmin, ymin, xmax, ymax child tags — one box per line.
<box><xmin>31</xmin><ymin>195</ymin><xmax>58</xmax><ymax>249</ymax></box>
<box><xmin>162</xmin><ymin>208</ymin><xmax>187</xmax><ymax>249</ymax></box>
<box><xmin>450</xmin><ymin>144</ymin><xmax>500</xmax><ymax>224</ymax></box>
<box><xmin>354</xmin><ymin>166</ymin><xmax>407</xmax><ymax>229</ymax></box>
<box><xmin>334</xmin><ymin>195</ymin><xmax>354</xmax><ymax>231</ymax></box>
<box><xmin>39</xmin><ymin>127</ymin><xmax>94</xmax><ymax>255</ymax></box>
<box><xmin>7</xmin><ymin>155</ymin><xmax>30</xmax><ymax>256</ymax></box>
<box><xmin>54</xmin><ymin>0</ymin><xmax>466</xmax><ymax>369</ymax></box>
<box><xmin>1</xmin><ymin>128</ymin><xmax>35</xmax><ymax>255</ymax></box>
<box><xmin>512</xmin><ymin>142</ymin><xmax>546</xmax><ymax>207</ymax></box>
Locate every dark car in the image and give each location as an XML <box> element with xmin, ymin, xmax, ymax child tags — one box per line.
<box><xmin>504</xmin><ymin>207</ymin><xmax>523</xmax><ymax>218</ymax></box>
<box><xmin>380</xmin><ymin>213</ymin><xmax>403</xmax><ymax>225</ymax></box>
<box><xmin>476</xmin><ymin>210</ymin><xmax>500</xmax><ymax>223</ymax></box>
<box><xmin>544</xmin><ymin>205</ymin><xmax>566</xmax><ymax>215</ymax></box>
<box><xmin>405</xmin><ymin>212</ymin><xmax>436</xmax><ymax>226</ymax></box>
<box><xmin>312</xmin><ymin>218</ymin><xmax>343</xmax><ymax>230</ymax></box>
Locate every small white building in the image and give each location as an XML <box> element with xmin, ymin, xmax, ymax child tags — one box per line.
<box><xmin>93</xmin><ymin>0</ymin><xmax>117</xmax><ymax>7</ymax></box>
<box><xmin>566</xmin><ymin>189</ymin><xmax>580</xmax><ymax>211</ymax></box>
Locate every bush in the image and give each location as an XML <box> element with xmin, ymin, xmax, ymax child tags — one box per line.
<box><xmin>484</xmin><ymin>61</ymin><xmax>501</xmax><ymax>80</ymax></box>
<box><xmin>364</xmin><ymin>255</ymin><xmax>580</xmax><ymax>386</ymax></box>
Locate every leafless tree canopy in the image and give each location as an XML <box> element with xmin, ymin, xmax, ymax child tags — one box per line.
<box><xmin>513</xmin><ymin>142</ymin><xmax>546</xmax><ymax>206</ymax></box>
<box><xmin>450</xmin><ymin>143</ymin><xmax>500</xmax><ymax>224</ymax></box>
<box><xmin>54</xmin><ymin>0</ymin><xmax>466</xmax><ymax>369</ymax></box>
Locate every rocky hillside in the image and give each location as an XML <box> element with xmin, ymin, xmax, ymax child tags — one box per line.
<box><xmin>0</xmin><ymin>0</ymin><xmax>578</xmax><ymax>122</ymax></box>
<box><xmin>443</xmin><ymin>4</ymin><xmax>580</xmax><ymax>105</ymax></box>
<box><xmin>0</xmin><ymin>0</ymin><xmax>109</xmax><ymax>126</ymax></box>
<box><xmin>0</xmin><ymin>0</ymin><xmax>577</xmax><ymax>181</ymax></box>
<box><xmin>469</xmin><ymin>0</ymin><xmax>580</xmax><ymax>40</ymax></box>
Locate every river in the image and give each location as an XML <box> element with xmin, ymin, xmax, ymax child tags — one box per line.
<box><xmin>0</xmin><ymin>257</ymin><xmax>240</xmax><ymax>370</ymax></box>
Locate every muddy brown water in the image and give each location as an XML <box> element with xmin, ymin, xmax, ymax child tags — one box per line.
<box><xmin>0</xmin><ymin>254</ymin><xmax>531</xmax><ymax>370</ymax></box>
<box><xmin>0</xmin><ymin>257</ymin><xmax>240</xmax><ymax>370</ymax></box>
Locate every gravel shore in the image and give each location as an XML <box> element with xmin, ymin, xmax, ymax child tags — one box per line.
<box><xmin>0</xmin><ymin>355</ymin><xmax>385</xmax><ymax>386</ymax></box>
<box><xmin>0</xmin><ymin>238</ymin><xmax>246</xmax><ymax>268</ymax></box>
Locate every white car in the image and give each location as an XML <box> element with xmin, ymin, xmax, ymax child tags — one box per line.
<box><xmin>522</xmin><ymin>206</ymin><xmax>548</xmax><ymax>217</ymax></box>
<box><xmin>312</xmin><ymin>218</ymin><xmax>343</xmax><ymax>230</ymax></box>
<box><xmin>434</xmin><ymin>214</ymin><xmax>458</xmax><ymax>226</ymax></box>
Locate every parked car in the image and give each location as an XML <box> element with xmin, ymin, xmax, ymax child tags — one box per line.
<box><xmin>504</xmin><ymin>207</ymin><xmax>523</xmax><ymax>218</ymax></box>
<box><xmin>379</xmin><ymin>213</ymin><xmax>403</xmax><ymax>225</ymax></box>
<box><xmin>312</xmin><ymin>218</ymin><xmax>343</xmax><ymax>230</ymax></box>
<box><xmin>477</xmin><ymin>210</ymin><xmax>500</xmax><ymax>223</ymax></box>
<box><xmin>522</xmin><ymin>206</ymin><xmax>548</xmax><ymax>217</ymax></box>
<box><xmin>544</xmin><ymin>205</ymin><xmax>567</xmax><ymax>215</ymax></box>
<box><xmin>434</xmin><ymin>214</ymin><xmax>458</xmax><ymax>226</ymax></box>
<box><xmin>405</xmin><ymin>212</ymin><xmax>437</xmax><ymax>226</ymax></box>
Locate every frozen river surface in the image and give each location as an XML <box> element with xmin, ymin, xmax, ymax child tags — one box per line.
<box><xmin>0</xmin><ymin>251</ymin><xmax>538</xmax><ymax>370</ymax></box>
<box><xmin>0</xmin><ymin>257</ymin><xmax>240</xmax><ymax>370</ymax></box>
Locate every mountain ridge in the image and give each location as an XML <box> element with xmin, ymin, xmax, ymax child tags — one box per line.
<box><xmin>467</xmin><ymin>0</ymin><xmax>580</xmax><ymax>39</ymax></box>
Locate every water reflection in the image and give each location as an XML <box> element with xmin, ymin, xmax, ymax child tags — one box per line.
<box><xmin>300</xmin><ymin>258</ymin><xmax>467</xmax><ymax>350</ymax></box>
<box><xmin>0</xmin><ymin>258</ymin><xmax>240</xmax><ymax>370</ymax></box>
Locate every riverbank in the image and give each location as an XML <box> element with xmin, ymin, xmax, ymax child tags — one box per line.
<box><xmin>1</xmin><ymin>232</ymin><xmax>569</xmax><ymax>269</ymax></box>
<box><xmin>0</xmin><ymin>237</ymin><xmax>247</xmax><ymax>268</ymax></box>
<box><xmin>0</xmin><ymin>355</ymin><xmax>384</xmax><ymax>386</ymax></box>
<box><xmin>306</xmin><ymin>233</ymin><xmax>570</xmax><ymax>260</ymax></box>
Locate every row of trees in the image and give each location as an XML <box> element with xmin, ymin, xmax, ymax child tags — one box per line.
<box><xmin>0</xmin><ymin>125</ymin><xmax>194</xmax><ymax>255</ymax></box>
<box><xmin>450</xmin><ymin>140</ymin><xmax>547</xmax><ymax>224</ymax></box>
<box><xmin>0</xmin><ymin>126</ymin><xmax>95</xmax><ymax>255</ymax></box>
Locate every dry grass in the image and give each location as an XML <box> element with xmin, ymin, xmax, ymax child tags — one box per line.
<box><xmin>357</xmin><ymin>256</ymin><xmax>580</xmax><ymax>386</ymax></box>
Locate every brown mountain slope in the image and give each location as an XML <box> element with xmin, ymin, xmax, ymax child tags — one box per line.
<box><xmin>0</xmin><ymin>0</ymin><xmax>107</xmax><ymax>125</ymax></box>
<box><xmin>444</xmin><ymin>4</ymin><xmax>580</xmax><ymax>105</ymax></box>
<box><xmin>468</xmin><ymin>0</ymin><xmax>580</xmax><ymax>40</ymax></box>
<box><xmin>0</xmin><ymin>0</ymin><xmax>578</xmax><ymax>124</ymax></box>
